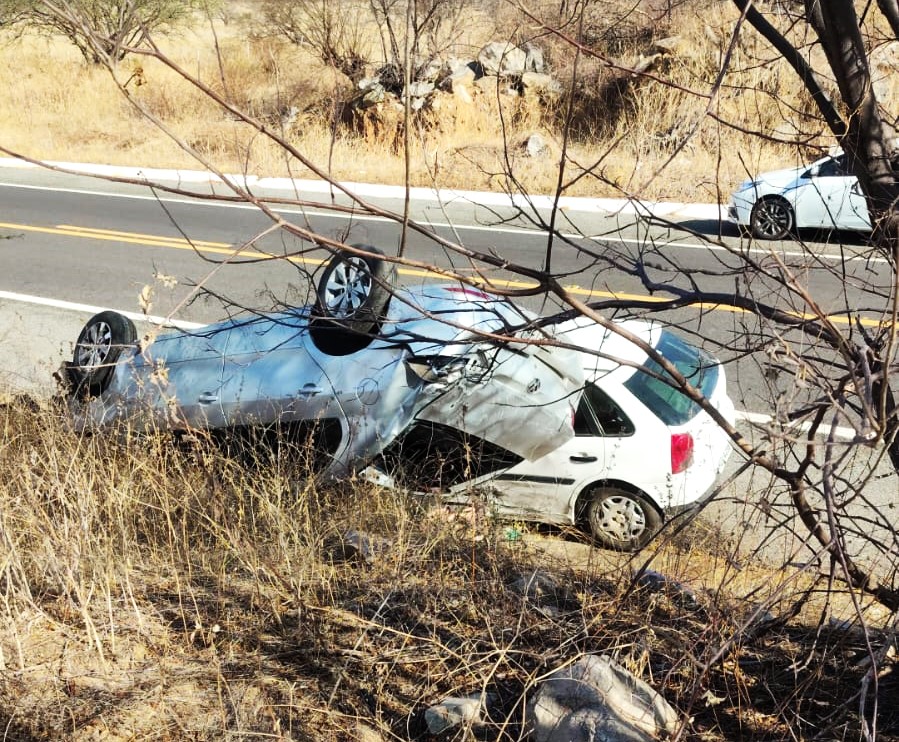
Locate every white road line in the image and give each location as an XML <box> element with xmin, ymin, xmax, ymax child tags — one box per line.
<box><xmin>0</xmin><ymin>290</ymin><xmax>205</xmax><ymax>330</ymax></box>
<box><xmin>735</xmin><ymin>410</ymin><xmax>859</xmax><ymax>442</ymax></box>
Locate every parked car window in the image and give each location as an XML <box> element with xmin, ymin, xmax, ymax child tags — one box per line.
<box><xmin>574</xmin><ymin>383</ymin><xmax>635</xmax><ymax>437</ymax></box>
<box><xmin>817</xmin><ymin>155</ymin><xmax>847</xmax><ymax>177</ymax></box>
<box><xmin>623</xmin><ymin>331</ymin><xmax>719</xmax><ymax>426</ymax></box>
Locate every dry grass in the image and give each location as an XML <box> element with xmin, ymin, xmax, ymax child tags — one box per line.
<box><xmin>3</xmin><ymin>3</ymin><xmax>898</xmax><ymax>739</ymax></box>
<box><xmin>0</xmin><ymin>0</ymin><xmax>837</xmax><ymax>203</ymax></box>
<box><xmin>1</xmin><ymin>395</ymin><xmax>897</xmax><ymax>740</ymax></box>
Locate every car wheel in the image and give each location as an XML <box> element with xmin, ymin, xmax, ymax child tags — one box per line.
<box><xmin>749</xmin><ymin>197</ymin><xmax>794</xmax><ymax>240</ymax></box>
<box><xmin>71</xmin><ymin>311</ymin><xmax>137</xmax><ymax>397</ymax></box>
<box><xmin>584</xmin><ymin>486</ymin><xmax>662</xmax><ymax>551</ymax></box>
<box><xmin>312</xmin><ymin>246</ymin><xmax>394</xmax><ymax>353</ymax></box>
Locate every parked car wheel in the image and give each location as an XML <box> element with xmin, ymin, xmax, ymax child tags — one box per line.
<box><xmin>584</xmin><ymin>486</ymin><xmax>662</xmax><ymax>551</ymax></box>
<box><xmin>749</xmin><ymin>197</ymin><xmax>794</xmax><ymax>240</ymax></box>
<box><xmin>71</xmin><ymin>311</ymin><xmax>137</xmax><ymax>396</ymax></box>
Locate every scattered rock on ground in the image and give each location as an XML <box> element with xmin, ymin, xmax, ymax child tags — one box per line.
<box><xmin>425</xmin><ymin>693</ymin><xmax>493</xmax><ymax>734</ymax></box>
<box><xmin>634</xmin><ymin>568</ymin><xmax>701</xmax><ymax>610</ymax></box>
<box><xmin>332</xmin><ymin>529</ymin><xmax>393</xmax><ymax>564</ymax></box>
<box><xmin>509</xmin><ymin>569</ymin><xmax>581</xmax><ymax>617</ymax></box>
<box><xmin>525</xmin><ymin>654</ymin><xmax>679</xmax><ymax>742</ymax></box>
<box><xmin>524</xmin><ymin>133</ymin><xmax>551</xmax><ymax>159</ymax></box>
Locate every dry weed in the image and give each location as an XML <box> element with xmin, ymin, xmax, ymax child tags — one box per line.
<box><xmin>0</xmin><ymin>0</ymin><xmax>842</xmax><ymax>203</ymax></box>
<box><xmin>0</xmin><ymin>396</ymin><xmax>897</xmax><ymax>740</ymax></box>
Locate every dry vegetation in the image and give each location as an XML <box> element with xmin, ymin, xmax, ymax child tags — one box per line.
<box><xmin>0</xmin><ymin>0</ymin><xmax>826</xmax><ymax>203</ymax></box>
<box><xmin>1</xmin><ymin>396</ymin><xmax>897</xmax><ymax>741</ymax></box>
<box><xmin>3</xmin><ymin>1</ymin><xmax>899</xmax><ymax>740</ymax></box>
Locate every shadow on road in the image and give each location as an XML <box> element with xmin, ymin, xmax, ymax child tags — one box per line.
<box><xmin>668</xmin><ymin>217</ymin><xmax>873</xmax><ymax>249</ymax></box>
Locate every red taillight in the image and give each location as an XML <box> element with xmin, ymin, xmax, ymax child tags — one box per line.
<box><xmin>671</xmin><ymin>433</ymin><xmax>694</xmax><ymax>474</ymax></box>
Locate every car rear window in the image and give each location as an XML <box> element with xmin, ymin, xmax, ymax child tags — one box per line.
<box><xmin>622</xmin><ymin>330</ymin><xmax>719</xmax><ymax>426</ymax></box>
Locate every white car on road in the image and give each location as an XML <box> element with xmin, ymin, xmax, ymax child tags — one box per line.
<box><xmin>729</xmin><ymin>152</ymin><xmax>871</xmax><ymax>240</ymax></box>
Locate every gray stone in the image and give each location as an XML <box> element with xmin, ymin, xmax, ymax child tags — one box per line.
<box><xmin>634</xmin><ymin>569</ymin><xmax>700</xmax><ymax>609</ymax></box>
<box><xmin>357</xmin><ymin>77</ymin><xmax>382</xmax><ymax>92</ymax></box>
<box><xmin>521</xmin><ymin>72</ymin><xmax>560</xmax><ymax>93</ymax></box>
<box><xmin>509</xmin><ymin>569</ymin><xmax>579</xmax><ymax>617</ymax></box>
<box><xmin>425</xmin><ymin>694</ymin><xmax>492</xmax><ymax>734</ymax></box>
<box><xmin>478</xmin><ymin>41</ymin><xmax>527</xmax><ymax>77</ymax></box>
<box><xmin>446</xmin><ymin>64</ymin><xmax>476</xmax><ymax>91</ymax></box>
<box><xmin>416</xmin><ymin>56</ymin><xmax>443</xmax><ymax>82</ymax></box>
<box><xmin>405</xmin><ymin>80</ymin><xmax>435</xmax><ymax>99</ymax></box>
<box><xmin>526</xmin><ymin>655</ymin><xmax>679</xmax><ymax>742</ymax></box>
<box><xmin>523</xmin><ymin>41</ymin><xmax>546</xmax><ymax>73</ymax></box>
<box><xmin>356</xmin><ymin>82</ymin><xmax>385</xmax><ymax>109</ymax></box>
<box><xmin>524</xmin><ymin>133</ymin><xmax>551</xmax><ymax>159</ymax></box>
<box><xmin>341</xmin><ymin>529</ymin><xmax>392</xmax><ymax>564</ymax></box>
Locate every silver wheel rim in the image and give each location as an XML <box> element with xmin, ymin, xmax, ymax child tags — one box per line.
<box><xmin>593</xmin><ymin>494</ymin><xmax>647</xmax><ymax>542</ymax></box>
<box><xmin>75</xmin><ymin>321</ymin><xmax>113</xmax><ymax>368</ymax></box>
<box><xmin>753</xmin><ymin>201</ymin><xmax>791</xmax><ymax>239</ymax></box>
<box><xmin>323</xmin><ymin>256</ymin><xmax>372</xmax><ymax>318</ymax></box>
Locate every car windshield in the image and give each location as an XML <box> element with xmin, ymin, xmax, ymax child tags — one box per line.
<box><xmin>622</xmin><ymin>330</ymin><xmax>719</xmax><ymax>426</ymax></box>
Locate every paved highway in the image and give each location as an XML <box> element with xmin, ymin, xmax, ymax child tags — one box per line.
<box><xmin>1</xmin><ymin>161</ymin><xmax>895</xmax><ymax>576</ymax></box>
<box><xmin>1</xmin><ymin>161</ymin><xmax>893</xmax><ymax>416</ymax></box>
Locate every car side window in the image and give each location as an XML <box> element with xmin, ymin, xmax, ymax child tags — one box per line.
<box><xmin>574</xmin><ymin>383</ymin><xmax>635</xmax><ymax>437</ymax></box>
<box><xmin>817</xmin><ymin>155</ymin><xmax>847</xmax><ymax>177</ymax></box>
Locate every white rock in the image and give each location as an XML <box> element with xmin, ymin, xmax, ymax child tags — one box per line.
<box><xmin>526</xmin><ymin>655</ymin><xmax>679</xmax><ymax>742</ymax></box>
<box><xmin>424</xmin><ymin>694</ymin><xmax>491</xmax><ymax>734</ymax></box>
<box><xmin>479</xmin><ymin>41</ymin><xmax>527</xmax><ymax>77</ymax></box>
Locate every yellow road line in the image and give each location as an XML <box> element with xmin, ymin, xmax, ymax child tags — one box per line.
<box><xmin>58</xmin><ymin>224</ymin><xmax>232</xmax><ymax>248</ymax></box>
<box><xmin>0</xmin><ymin>221</ymin><xmax>884</xmax><ymax>327</ymax></box>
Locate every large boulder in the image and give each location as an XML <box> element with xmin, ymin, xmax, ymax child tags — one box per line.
<box><xmin>525</xmin><ymin>654</ymin><xmax>679</xmax><ymax>742</ymax></box>
<box><xmin>479</xmin><ymin>41</ymin><xmax>528</xmax><ymax>77</ymax></box>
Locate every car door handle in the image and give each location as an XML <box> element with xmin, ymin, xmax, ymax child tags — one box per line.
<box><xmin>297</xmin><ymin>384</ymin><xmax>324</xmax><ymax>398</ymax></box>
<box><xmin>198</xmin><ymin>392</ymin><xmax>219</xmax><ymax>404</ymax></box>
<box><xmin>569</xmin><ymin>455</ymin><xmax>598</xmax><ymax>463</ymax></box>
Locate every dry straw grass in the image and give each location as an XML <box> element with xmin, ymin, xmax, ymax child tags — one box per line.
<box><xmin>0</xmin><ymin>395</ymin><xmax>894</xmax><ymax>739</ymax></box>
<box><xmin>2</xmin><ymin>2</ymin><xmax>896</xmax><ymax>738</ymax></box>
<box><xmin>0</xmin><ymin>0</ymin><xmax>831</xmax><ymax>203</ymax></box>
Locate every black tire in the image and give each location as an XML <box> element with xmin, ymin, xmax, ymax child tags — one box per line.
<box><xmin>70</xmin><ymin>311</ymin><xmax>137</xmax><ymax>397</ymax></box>
<box><xmin>749</xmin><ymin>197</ymin><xmax>794</xmax><ymax>240</ymax></box>
<box><xmin>312</xmin><ymin>245</ymin><xmax>394</xmax><ymax>354</ymax></box>
<box><xmin>583</xmin><ymin>486</ymin><xmax>662</xmax><ymax>551</ymax></box>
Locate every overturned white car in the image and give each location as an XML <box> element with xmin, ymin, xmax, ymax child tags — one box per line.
<box><xmin>66</xmin><ymin>247</ymin><xmax>733</xmax><ymax>550</ymax></box>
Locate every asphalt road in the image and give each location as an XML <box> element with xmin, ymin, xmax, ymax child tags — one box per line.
<box><xmin>2</xmin><ymin>160</ymin><xmax>893</xmax><ymax>416</ymax></box>
<box><xmin>1</xmin><ymin>161</ymin><xmax>896</xmax><ymax>579</ymax></box>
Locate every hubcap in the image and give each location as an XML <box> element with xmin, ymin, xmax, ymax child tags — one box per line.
<box><xmin>753</xmin><ymin>201</ymin><xmax>791</xmax><ymax>238</ymax></box>
<box><xmin>75</xmin><ymin>321</ymin><xmax>112</xmax><ymax>368</ymax></box>
<box><xmin>323</xmin><ymin>257</ymin><xmax>372</xmax><ymax>318</ymax></box>
<box><xmin>593</xmin><ymin>495</ymin><xmax>646</xmax><ymax>542</ymax></box>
